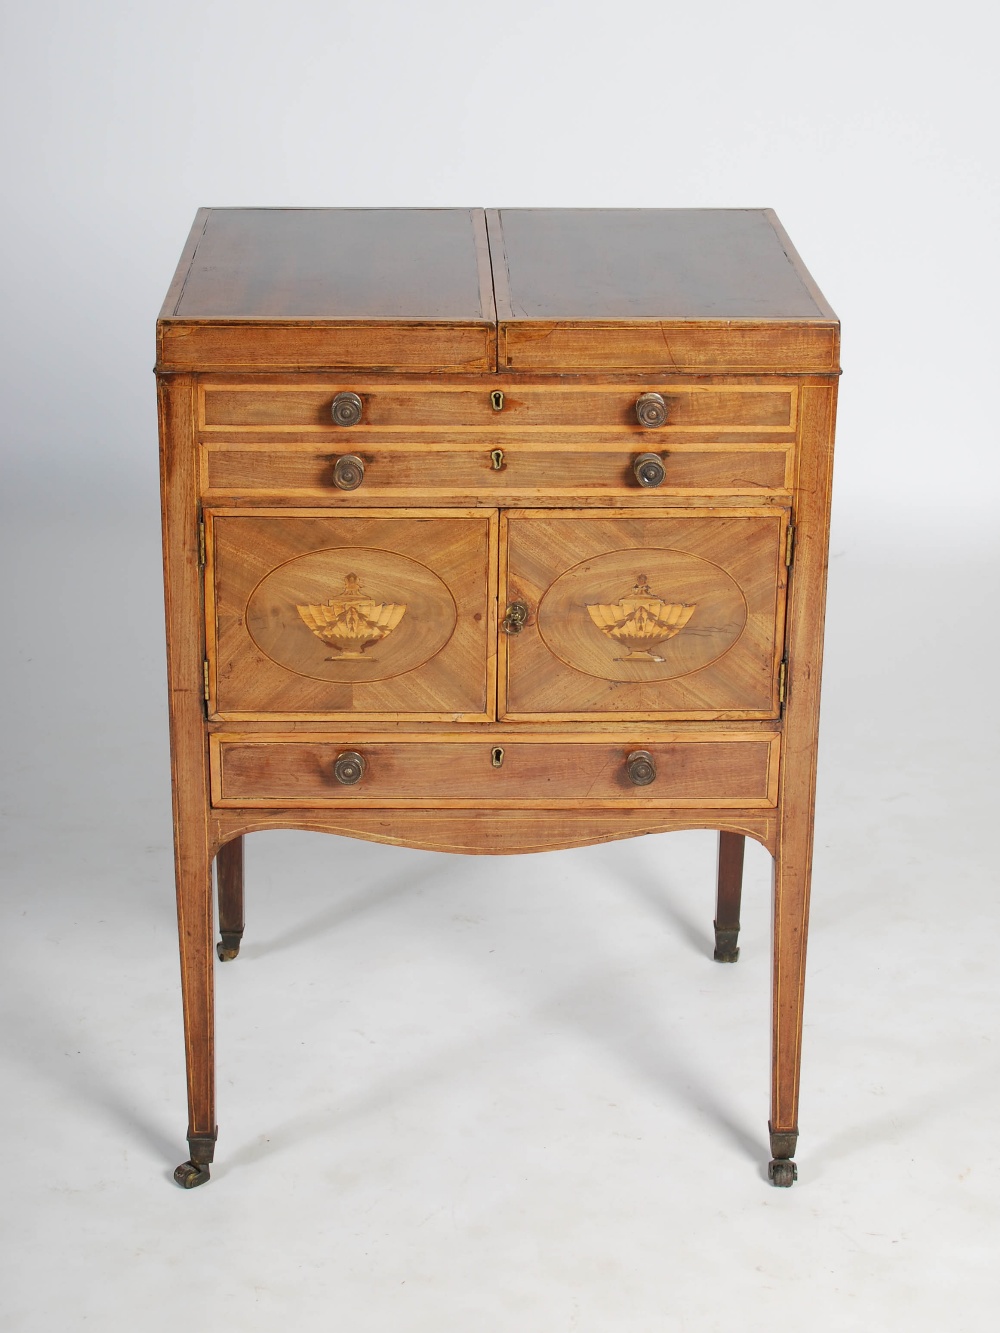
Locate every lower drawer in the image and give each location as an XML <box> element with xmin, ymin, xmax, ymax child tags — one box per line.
<box><xmin>210</xmin><ymin>732</ymin><xmax>780</xmax><ymax>809</ymax></box>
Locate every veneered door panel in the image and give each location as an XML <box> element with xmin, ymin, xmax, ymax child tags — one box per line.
<box><xmin>207</xmin><ymin>508</ymin><xmax>497</xmax><ymax>720</ymax></box>
<box><xmin>500</xmin><ymin>508</ymin><xmax>789</xmax><ymax>720</ymax></box>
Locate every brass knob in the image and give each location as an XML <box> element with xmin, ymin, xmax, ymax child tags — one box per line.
<box><xmin>331</xmin><ymin>391</ymin><xmax>363</xmax><ymax>426</ymax></box>
<box><xmin>332</xmin><ymin>454</ymin><xmax>365</xmax><ymax>490</ymax></box>
<box><xmin>625</xmin><ymin>750</ymin><xmax>656</xmax><ymax>786</ymax></box>
<box><xmin>333</xmin><ymin>751</ymin><xmax>366</xmax><ymax>785</ymax></box>
<box><xmin>635</xmin><ymin>392</ymin><xmax>667</xmax><ymax>428</ymax></box>
<box><xmin>501</xmin><ymin>601</ymin><xmax>529</xmax><ymax>634</ymax></box>
<box><xmin>633</xmin><ymin>453</ymin><xmax>666</xmax><ymax>488</ymax></box>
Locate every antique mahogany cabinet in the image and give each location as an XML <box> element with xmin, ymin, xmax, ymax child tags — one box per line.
<box><xmin>156</xmin><ymin>208</ymin><xmax>839</xmax><ymax>1189</ymax></box>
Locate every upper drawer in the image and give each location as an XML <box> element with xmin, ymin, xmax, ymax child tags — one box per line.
<box><xmin>198</xmin><ymin>381</ymin><xmax>798</xmax><ymax>433</ymax></box>
<box><xmin>201</xmin><ymin>437</ymin><xmax>792</xmax><ymax>501</ymax></box>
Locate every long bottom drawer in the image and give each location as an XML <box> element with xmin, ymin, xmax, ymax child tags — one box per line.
<box><xmin>211</xmin><ymin>733</ymin><xmax>780</xmax><ymax>809</ymax></box>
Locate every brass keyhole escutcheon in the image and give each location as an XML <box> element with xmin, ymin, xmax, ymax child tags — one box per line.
<box><xmin>491</xmin><ymin>448</ymin><xmax>504</xmax><ymax>470</ymax></box>
<box><xmin>501</xmin><ymin>601</ymin><xmax>529</xmax><ymax>634</ymax></box>
<box><xmin>491</xmin><ymin>390</ymin><xmax>504</xmax><ymax>411</ymax></box>
<box><xmin>491</xmin><ymin>746</ymin><xmax>505</xmax><ymax>768</ymax></box>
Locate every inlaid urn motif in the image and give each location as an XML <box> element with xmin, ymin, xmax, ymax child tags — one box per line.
<box><xmin>296</xmin><ymin>573</ymin><xmax>407</xmax><ymax>658</ymax></box>
<box><xmin>586</xmin><ymin>575</ymin><xmax>696</xmax><ymax>663</ymax></box>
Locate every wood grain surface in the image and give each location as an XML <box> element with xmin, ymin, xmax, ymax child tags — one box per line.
<box><xmin>199</xmin><ymin>381</ymin><xmax>797</xmax><ymax>430</ymax></box>
<box><xmin>211</xmin><ymin>731</ymin><xmax>780</xmax><ymax>809</ymax></box>
<box><xmin>769</xmin><ymin>380</ymin><xmax>838</xmax><ymax>1142</ymax></box>
<box><xmin>201</xmin><ymin>439</ymin><xmax>792</xmax><ymax>503</ymax></box>
<box><xmin>208</xmin><ymin>508</ymin><xmax>497</xmax><ymax>720</ymax></box>
<box><xmin>158</xmin><ymin>373</ymin><xmax>216</xmax><ymax>1152</ymax></box>
<box><xmin>501</xmin><ymin>508</ymin><xmax>789</xmax><ymax>719</ymax></box>
<box><xmin>490</xmin><ymin>209</ymin><xmax>828</xmax><ymax>321</ymax></box>
<box><xmin>209</xmin><ymin>806</ymin><xmax>779</xmax><ymax>858</ymax></box>
<box><xmin>169</xmin><ymin>208</ymin><xmax>493</xmax><ymax>320</ymax></box>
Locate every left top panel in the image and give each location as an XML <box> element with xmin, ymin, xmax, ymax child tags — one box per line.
<box><xmin>157</xmin><ymin>208</ymin><xmax>497</xmax><ymax>374</ymax></box>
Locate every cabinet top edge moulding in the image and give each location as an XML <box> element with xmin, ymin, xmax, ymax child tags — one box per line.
<box><xmin>156</xmin><ymin>207</ymin><xmax>840</xmax><ymax>376</ymax></box>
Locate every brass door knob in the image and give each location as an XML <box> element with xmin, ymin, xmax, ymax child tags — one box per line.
<box><xmin>332</xmin><ymin>454</ymin><xmax>365</xmax><ymax>490</ymax></box>
<box><xmin>633</xmin><ymin>453</ymin><xmax>666</xmax><ymax>488</ymax></box>
<box><xmin>625</xmin><ymin>750</ymin><xmax>656</xmax><ymax>786</ymax></box>
<box><xmin>331</xmin><ymin>391</ymin><xmax>363</xmax><ymax>426</ymax></box>
<box><xmin>635</xmin><ymin>392</ymin><xmax>667</xmax><ymax>428</ymax></box>
<box><xmin>501</xmin><ymin>601</ymin><xmax>529</xmax><ymax>634</ymax></box>
<box><xmin>333</xmin><ymin>751</ymin><xmax>366</xmax><ymax>785</ymax></box>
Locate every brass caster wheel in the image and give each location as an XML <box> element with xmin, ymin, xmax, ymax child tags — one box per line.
<box><xmin>713</xmin><ymin>923</ymin><xmax>740</xmax><ymax>963</ymax></box>
<box><xmin>174</xmin><ymin>1159</ymin><xmax>211</xmax><ymax>1189</ymax></box>
<box><xmin>768</xmin><ymin>1159</ymin><xmax>797</xmax><ymax>1187</ymax></box>
<box><xmin>217</xmin><ymin>940</ymin><xmax>240</xmax><ymax>962</ymax></box>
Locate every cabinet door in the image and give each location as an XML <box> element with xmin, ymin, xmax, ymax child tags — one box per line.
<box><xmin>500</xmin><ymin>508</ymin><xmax>789</xmax><ymax>720</ymax></box>
<box><xmin>207</xmin><ymin>508</ymin><xmax>497</xmax><ymax>720</ymax></box>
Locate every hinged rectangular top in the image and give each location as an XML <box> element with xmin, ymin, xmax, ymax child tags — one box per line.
<box><xmin>489</xmin><ymin>208</ymin><xmax>838</xmax><ymax>374</ymax></box>
<box><xmin>157</xmin><ymin>207</ymin><xmax>838</xmax><ymax>375</ymax></box>
<box><xmin>157</xmin><ymin>208</ymin><xmax>496</xmax><ymax>373</ymax></box>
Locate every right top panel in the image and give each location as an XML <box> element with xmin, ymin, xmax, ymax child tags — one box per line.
<box><xmin>488</xmin><ymin>208</ymin><xmax>839</xmax><ymax>375</ymax></box>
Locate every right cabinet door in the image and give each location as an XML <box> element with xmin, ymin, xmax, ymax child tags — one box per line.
<box><xmin>500</xmin><ymin>508</ymin><xmax>790</xmax><ymax>721</ymax></box>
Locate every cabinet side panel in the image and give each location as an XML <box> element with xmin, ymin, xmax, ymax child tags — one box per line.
<box><xmin>160</xmin><ymin>376</ymin><xmax>210</xmax><ymax>807</ymax></box>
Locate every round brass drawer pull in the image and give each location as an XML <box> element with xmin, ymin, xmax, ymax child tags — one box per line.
<box><xmin>332</xmin><ymin>454</ymin><xmax>365</xmax><ymax>490</ymax></box>
<box><xmin>635</xmin><ymin>392</ymin><xmax>668</xmax><ymax>428</ymax></box>
<box><xmin>333</xmin><ymin>751</ymin><xmax>366</xmax><ymax>785</ymax></box>
<box><xmin>331</xmin><ymin>391</ymin><xmax>363</xmax><ymax>426</ymax></box>
<box><xmin>633</xmin><ymin>453</ymin><xmax>666</xmax><ymax>488</ymax></box>
<box><xmin>625</xmin><ymin>749</ymin><xmax>657</xmax><ymax>786</ymax></box>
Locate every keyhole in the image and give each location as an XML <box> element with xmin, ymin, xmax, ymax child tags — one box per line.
<box><xmin>491</xmin><ymin>746</ymin><xmax>505</xmax><ymax>768</ymax></box>
<box><xmin>491</xmin><ymin>448</ymin><xmax>504</xmax><ymax>470</ymax></box>
<box><xmin>491</xmin><ymin>390</ymin><xmax>504</xmax><ymax>411</ymax></box>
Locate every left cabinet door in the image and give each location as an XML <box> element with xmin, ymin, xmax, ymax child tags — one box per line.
<box><xmin>206</xmin><ymin>508</ymin><xmax>498</xmax><ymax>720</ymax></box>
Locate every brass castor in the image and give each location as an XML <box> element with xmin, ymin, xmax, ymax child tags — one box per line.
<box><xmin>713</xmin><ymin>922</ymin><xmax>740</xmax><ymax>963</ymax></box>
<box><xmin>768</xmin><ymin>1159</ymin><xmax>797</xmax><ymax>1187</ymax></box>
<box><xmin>217</xmin><ymin>933</ymin><xmax>242</xmax><ymax>962</ymax></box>
<box><xmin>174</xmin><ymin>1159</ymin><xmax>211</xmax><ymax>1188</ymax></box>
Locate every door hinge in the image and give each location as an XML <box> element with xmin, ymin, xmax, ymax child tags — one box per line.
<box><xmin>198</xmin><ymin>521</ymin><xmax>206</xmax><ymax>567</ymax></box>
<box><xmin>203</xmin><ymin>659</ymin><xmax>210</xmax><ymax>702</ymax></box>
<box><xmin>778</xmin><ymin>659</ymin><xmax>787</xmax><ymax>706</ymax></box>
<box><xmin>785</xmin><ymin>522</ymin><xmax>795</xmax><ymax>568</ymax></box>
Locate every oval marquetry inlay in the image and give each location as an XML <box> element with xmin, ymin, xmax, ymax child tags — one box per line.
<box><xmin>246</xmin><ymin>547</ymin><xmax>457</xmax><ymax>683</ymax></box>
<box><xmin>536</xmin><ymin>547</ymin><xmax>747</xmax><ymax>683</ymax></box>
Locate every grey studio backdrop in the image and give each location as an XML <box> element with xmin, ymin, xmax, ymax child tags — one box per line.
<box><xmin>1</xmin><ymin>2</ymin><xmax>998</xmax><ymax>1330</ymax></box>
